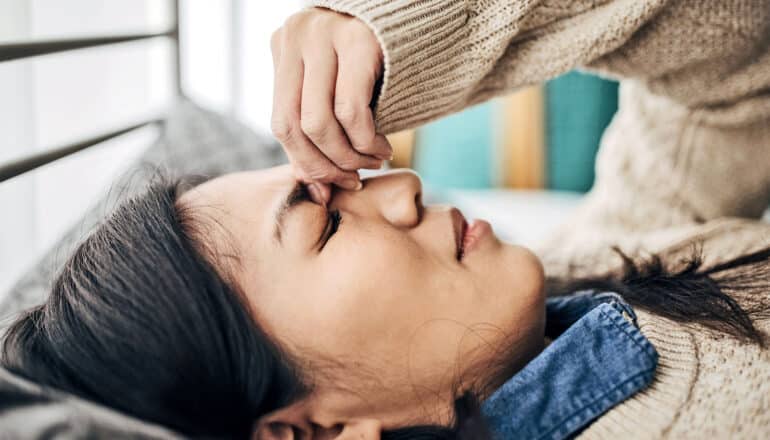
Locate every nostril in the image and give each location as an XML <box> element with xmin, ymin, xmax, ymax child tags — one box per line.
<box><xmin>414</xmin><ymin>191</ymin><xmax>423</xmax><ymax>221</ymax></box>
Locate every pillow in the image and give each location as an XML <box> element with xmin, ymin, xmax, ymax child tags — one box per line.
<box><xmin>0</xmin><ymin>99</ymin><xmax>287</xmax><ymax>322</ymax></box>
<box><xmin>0</xmin><ymin>100</ymin><xmax>288</xmax><ymax>437</ymax></box>
<box><xmin>0</xmin><ymin>367</ymin><xmax>182</xmax><ymax>439</ymax></box>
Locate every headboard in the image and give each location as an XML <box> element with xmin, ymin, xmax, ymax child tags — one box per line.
<box><xmin>0</xmin><ymin>0</ymin><xmax>288</xmax><ymax>317</ymax></box>
<box><xmin>0</xmin><ymin>0</ymin><xmax>182</xmax><ymax>184</ymax></box>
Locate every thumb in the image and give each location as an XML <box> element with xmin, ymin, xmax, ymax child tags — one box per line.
<box><xmin>308</xmin><ymin>182</ymin><xmax>331</xmax><ymax>206</ymax></box>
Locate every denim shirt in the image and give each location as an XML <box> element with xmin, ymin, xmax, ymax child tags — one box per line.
<box><xmin>481</xmin><ymin>291</ymin><xmax>658</xmax><ymax>440</ymax></box>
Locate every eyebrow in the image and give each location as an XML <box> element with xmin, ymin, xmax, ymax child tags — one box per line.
<box><xmin>273</xmin><ymin>181</ymin><xmax>311</xmax><ymax>245</ymax></box>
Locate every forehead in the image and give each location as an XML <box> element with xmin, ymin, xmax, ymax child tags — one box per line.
<box><xmin>180</xmin><ymin>165</ymin><xmax>294</xmax><ymax>210</ymax></box>
<box><xmin>177</xmin><ymin>165</ymin><xmax>295</xmax><ymax>257</ymax></box>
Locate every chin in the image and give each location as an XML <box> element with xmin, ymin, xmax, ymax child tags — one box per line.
<box><xmin>495</xmin><ymin>244</ymin><xmax>547</xmax><ymax>318</ymax></box>
<box><xmin>504</xmin><ymin>243</ymin><xmax>545</xmax><ymax>287</ymax></box>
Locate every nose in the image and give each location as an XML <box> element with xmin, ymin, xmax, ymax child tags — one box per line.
<box><xmin>332</xmin><ymin>170</ymin><xmax>423</xmax><ymax>228</ymax></box>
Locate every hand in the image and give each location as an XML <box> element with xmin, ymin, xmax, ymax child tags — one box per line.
<box><xmin>271</xmin><ymin>7</ymin><xmax>392</xmax><ymax>204</ymax></box>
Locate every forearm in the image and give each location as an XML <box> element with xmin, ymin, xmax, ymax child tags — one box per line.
<box><xmin>309</xmin><ymin>0</ymin><xmax>670</xmax><ymax>133</ymax></box>
<box><xmin>308</xmin><ymin>0</ymin><xmax>770</xmax><ymax>229</ymax></box>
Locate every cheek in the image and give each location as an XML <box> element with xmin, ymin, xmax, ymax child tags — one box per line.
<box><xmin>320</xmin><ymin>233</ymin><xmax>429</xmax><ymax>313</ymax></box>
<box><xmin>482</xmin><ymin>245</ymin><xmax>545</xmax><ymax>336</ymax></box>
<box><xmin>244</xmin><ymin>232</ymin><xmax>436</xmax><ymax>361</ymax></box>
<box><xmin>297</xmin><ymin>233</ymin><xmax>435</xmax><ymax>348</ymax></box>
<box><xmin>338</xmin><ymin>224</ymin><xmax>426</xmax><ymax>273</ymax></box>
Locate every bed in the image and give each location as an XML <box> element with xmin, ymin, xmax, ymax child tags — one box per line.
<box><xmin>0</xmin><ymin>3</ymin><xmax>589</xmax><ymax>435</ymax></box>
<box><xmin>3</xmin><ymin>3</ymin><xmax>768</xmax><ymax>437</ymax></box>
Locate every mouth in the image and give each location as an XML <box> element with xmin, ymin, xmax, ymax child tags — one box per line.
<box><xmin>450</xmin><ymin>208</ymin><xmax>468</xmax><ymax>261</ymax></box>
<box><xmin>450</xmin><ymin>207</ymin><xmax>493</xmax><ymax>262</ymax></box>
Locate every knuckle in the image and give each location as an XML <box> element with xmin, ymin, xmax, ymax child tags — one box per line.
<box><xmin>300</xmin><ymin>114</ymin><xmax>330</xmax><ymax>139</ymax></box>
<box><xmin>307</xmin><ymin>13</ymin><xmax>327</xmax><ymax>33</ymax></box>
<box><xmin>270</xmin><ymin>117</ymin><xmax>296</xmax><ymax>142</ymax></box>
<box><xmin>333</xmin><ymin>101</ymin><xmax>361</xmax><ymax>126</ymax></box>
<box><xmin>283</xmin><ymin>12</ymin><xmax>305</xmax><ymax>29</ymax></box>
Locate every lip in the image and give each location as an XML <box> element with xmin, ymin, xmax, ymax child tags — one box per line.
<box><xmin>450</xmin><ymin>208</ymin><xmax>468</xmax><ymax>261</ymax></box>
<box><xmin>462</xmin><ymin>219</ymin><xmax>492</xmax><ymax>256</ymax></box>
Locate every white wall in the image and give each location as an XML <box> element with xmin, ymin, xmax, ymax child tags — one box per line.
<box><xmin>240</xmin><ymin>1</ymin><xmax>303</xmax><ymax>132</ymax></box>
<box><xmin>0</xmin><ymin>0</ymin><xmax>303</xmax><ymax>297</ymax></box>
<box><xmin>182</xmin><ymin>0</ymin><xmax>303</xmax><ymax>129</ymax></box>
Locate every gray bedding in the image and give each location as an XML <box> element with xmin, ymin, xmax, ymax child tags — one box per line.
<box><xmin>0</xmin><ymin>100</ymin><xmax>287</xmax><ymax>438</ymax></box>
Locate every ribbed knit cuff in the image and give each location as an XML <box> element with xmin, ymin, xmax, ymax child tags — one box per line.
<box><xmin>310</xmin><ymin>0</ymin><xmax>470</xmax><ymax>133</ymax></box>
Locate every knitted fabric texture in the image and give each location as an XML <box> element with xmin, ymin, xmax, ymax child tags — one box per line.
<box><xmin>310</xmin><ymin>0</ymin><xmax>770</xmax><ymax>437</ymax></box>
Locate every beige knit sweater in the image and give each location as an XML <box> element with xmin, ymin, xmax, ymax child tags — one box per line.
<box><xmin>310</xmin><ymin>0</ymin><xmax>770</xmax><ymax>438</ymax></box>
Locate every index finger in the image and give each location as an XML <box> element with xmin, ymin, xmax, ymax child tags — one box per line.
<box><xmin>333</xmin><ymin>46</ymin><xmax>392</xmax><ymax>159</ymax></box>
<box><xmin>270</xmin><ymin>38</ymin><xmax>360</xmax><ymax>190</ymax></box>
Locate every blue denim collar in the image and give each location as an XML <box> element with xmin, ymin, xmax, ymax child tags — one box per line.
<box><xmin>481</xmin><ymin>291</ymin><xmax>658</xmax><ymax>440</ymax></box>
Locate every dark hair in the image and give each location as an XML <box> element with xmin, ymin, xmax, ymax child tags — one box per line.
<box><xmin>546</xmin><ymin>245</ymin><xmax>770</xmax><ymax>347</ymax></box>
<box><xmin>1</xmin><ymin>178</ymin><xmax>305</xmax><ymax>438</ymax></box>
<box><xmin>1</xmin><ymin>178</ymin><xmax>768</xmax><ymax>439</ymax></box>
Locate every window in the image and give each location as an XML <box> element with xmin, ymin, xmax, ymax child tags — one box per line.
<box><xmin>0</xmin><ymin>0</ymin><xmax>301</xmax><ymax>297</ymax></box>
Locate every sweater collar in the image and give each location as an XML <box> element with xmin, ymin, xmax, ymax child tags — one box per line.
<box><xmin>480</xmin><ymin>291</ymin><xmax>658</xmax><ymax>440</ymax></box>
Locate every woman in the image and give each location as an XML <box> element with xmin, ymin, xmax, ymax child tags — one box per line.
<box><xmin>3</xmin><ymin>0</ymin><xmax>770</xmax><ymax>438</ymax></box>
<box><xmin>1</xmin><ymin>165</ymin><xmax>768</xmax><ymax>439</ymax></box>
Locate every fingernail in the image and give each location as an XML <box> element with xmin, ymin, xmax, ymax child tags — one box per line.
<box><xmin>341</xmin><ymin>179</ymin><xmax>362</xmax><ymax>190</ymax></box>
<box><xmin>375</xmin><ymin>153</ymin><xmax>393</xmax><ymax>161</ymax></box>
<box><xmin>308</xmin><ymin>183</ymin><xmax>326</xmax><ymax>205</ymax></box>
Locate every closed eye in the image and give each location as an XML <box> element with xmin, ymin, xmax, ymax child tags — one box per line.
<box><xmin>319</xmin><ymin>210</ymin><xmax>342</xmax><ymax>251</ymax></box>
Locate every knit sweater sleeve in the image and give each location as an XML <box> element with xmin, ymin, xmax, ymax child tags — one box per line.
<box><xmin>308</xmin><ymin>0</ymin><xmax>671</xmax><ymax>134</ymax></box>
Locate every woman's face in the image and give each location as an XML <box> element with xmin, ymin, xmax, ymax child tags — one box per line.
<box><xmin>179</xmin><ymin>165</ymin><xmax>545</xmax><ymax>429</ymax></box>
